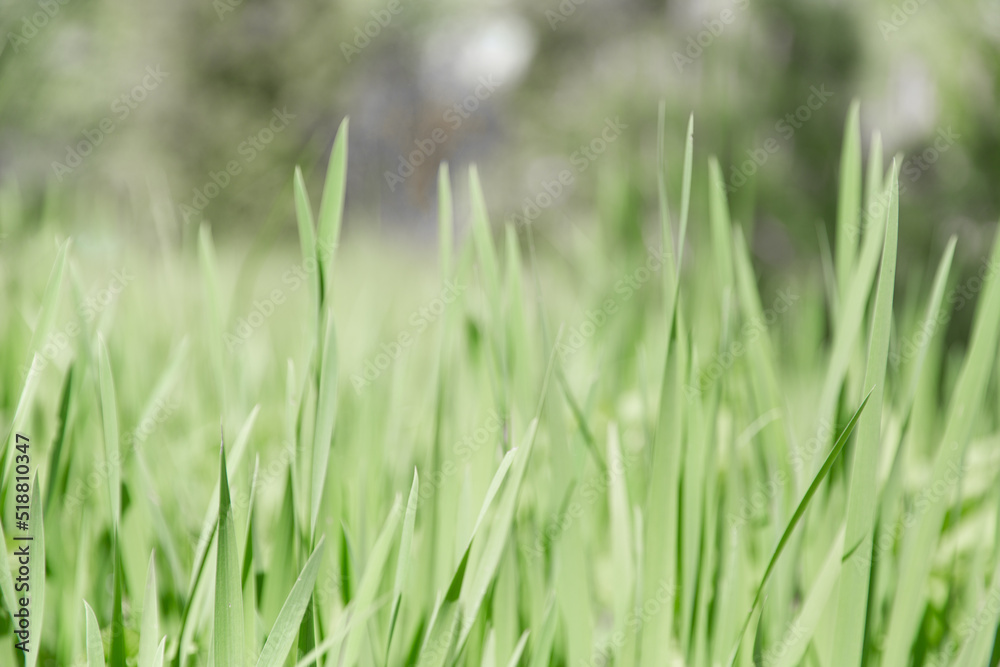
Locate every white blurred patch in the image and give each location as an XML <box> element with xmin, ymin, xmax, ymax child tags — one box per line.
<box><xmin>420</xmin><ymin>12</ymin><xmax>536</xmax><ymax>98</ymax></box>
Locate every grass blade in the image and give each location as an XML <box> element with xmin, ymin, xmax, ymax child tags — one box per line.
<box><xmin>727</xmin><ymin>390</ymin><xmax>873</xmax><ymax>666</ymax></box>
<box><xmin>255</xmin><ymin>538</ymin><xmax>326</xmax><ymax>667</ymax></box>
<box><xmin>214</xmin><ymin>435</ymin><xmax>245</xmax><ymax>667</ymax></box>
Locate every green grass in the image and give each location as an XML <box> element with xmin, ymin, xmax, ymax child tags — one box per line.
<box><xmin>1</xmin><ymin>104</ymin><xmax>999</xmax><ymax>667</ymax></box>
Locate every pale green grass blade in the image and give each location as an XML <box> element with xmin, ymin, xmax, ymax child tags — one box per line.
<box><xmin>111</xmin><ymin>528</ymin><xmax>125</xmax><ymax>667</ymax></box>
<box><xmin>528</xmin><ymin>597</ymin><xmax>558</xmax><ymax>667</ymax></box>
<box><xmin>386</xmin><ymin>468</ymin><xmax>420</xmax><ymax>660</ymax></box>
<box><xmin>458</xmin><ymin>342</ymin><xmax>557</xmax><ymax>650</ymax></box>
<box><xmin>152</xmin><ymin>638</ymin><xmax>166</xmax><ymax>667</ymax></box>
<box><xmin>835</xmin><ymin>100</ymin><xmax>862</xmax><ymax>307</ymax></box>
<box><xmin>1</xmin><ymin>354</ymin><xmax>40</xmax><ymax>495</ymax></box>
<box><xmin>310</xmin><ymin>308</ymin><xmax>338</xmax><ymax>541</ymax></box>
<box><xmin>138</xmin><ymin>551</ymin><xmax>160</xmax><ymax>667</ymax></box>
<box><xmin>417</xmin><ymin>567</ymin><xmax>465</xmax><ymax>667</ymax></box>
<box><xmin>773</xmin><ymin>527</ymin><xmax>846</xmax><ymax>667</ymax></box>
<box><xmin>469</xmin><ymin>165</ymin><xmax>502</xmax><ymax>311</ymax></box>
<box><xmin>727</xmin><ymin>391</ymin><xmax>872</xmax><ymax>666</ymax></box>
<box><xmin>186</xmin><ymin>405</ymin><xmax>260</xmax><ymax>596</ymax></box>
<box><xmin>84</xmin><ymin>601</ymin><xmax>106</xmax><ymax>667</ymax></box>
<box><xmin>656</xmin><ymin>101</ymin><xmax>678</xmax><ymax>295</ymax></box>
<box><xmin>506</xmin><ymin>630</ymin><xmax>530</xmax><ymax>667</ymax></box>
<box><xmin>241</xmin><ymin>458</ymin><xmax>259</xmax><ymax>654</ymax></box>
<box><xmin>24</xmin><ymin>238</ymin><xmax>69</xmax><ymax>368</ymax></box>
<box><xmin>607</xmin><ymin>422</ymin><xmax>634</xmax><ymax>636</ymax></box>
<box><xmin>832</xmin><ymin>161</ymin><xmax>898</xmax><ymax>666</ymax></box>
<box><xmin>341</xmin><ymin>496</ymin><xmax>402</xmax><ymax>665</ymax></box>
<box><xmin>438</xmin><ymin>162</ymin><xmax>453</xmax><ymax>281</ymax></box>
<box><xmin>953</xmin><ymin>554</ymin><xmax>1000</xmax><ymax>666</ymax></box>
<box><xmin>214</xmin><ymin>438</ymin><xmax>245</xmax><ymax>667</ymax></box>
<box><xmin>293</xmin><ymin>165</ymin><xmax>320</xmax><ymax>322</ymax></box>
<box><xmin>882</xmin><ymin>222</ymin><xmax>1000</xmax><ymax>667</ymax></box>
<box><xmin>677</xmin><ymin>113</ymin><xmax>694</xmax><ymax>283</ymax></box>
<box><xmin>897</xmin><ymin>236</ymin><xmax>956</xmax><ymax>418</ymax></box>
<box><xmin>294</xmin><ymin>600</ymin><xmax>385</xmax><ymax>667</ymax></box>
<box><xmin>708</xmin><ymin>156</ymin><xmax>735</xmax><ymax>293</ymax></box>
<box><xmin>255</xmin><ymin>537</ymin><xmax>326</xmax><ymax>667</ymax></box>
<box><xmin>458</xmin><ymin>420</ymin><xmax>540</xmax><ymax>648</ymax></box>
<box><xmin>317</xmin><ymin>117</ymin><xmax>348</xmax><ymax>294</ymax></box>
<box><xmin>98</xmin><ymin>334</ymin><xmax>121</xmax><ymax>525</ymax></box>
<box><xmin>863</xmin><ymin>131</ymin><xmax>884</xmax><ymax>237</ymax></box>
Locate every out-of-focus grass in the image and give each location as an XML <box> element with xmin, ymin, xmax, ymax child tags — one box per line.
<box><xmin>1</xmin><ymin>106</ymin><xmax>999</xmax><ymax>667</ymax></box>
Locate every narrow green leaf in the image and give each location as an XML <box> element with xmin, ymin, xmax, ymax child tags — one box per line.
<box><xmin>832</xmin><ymin>162</ymin><xmax>898</xmax><ymax>666</ymax></box>
<box><xmin>727</xmin><ymin>391</ymin><xmax>872</xmax><ymax>666</ymax></box>
<box><xmin>341</xmin><ymin>497</ymin><xmax>403</xmax><ymax>666</ymax></box>
<box><xmin>214</xmin><ymin>436</ymin><xmax>245</xmax><ymax>667</ymax></box>
<box><xmin>98</xmin><ymin>335</ymin><xmax>121</xmax><ymax>526</ymax></box>
<box><xmin>138</xmin><ymin>552</ymin><xmax>160</xmax><ymax>667</ymax></box>
<box><xmin>317</xmin><ymin>117</ymin><xmax>348</xmax><ymax>292</ymax></box>
<box><xmin>255</xmin><ymin>538</ymin><xmax>326</xmax><ymax>667</ymax></box>
<box><xmin>310</xmin><ymin>308</ymin><xmax>338</xmax><ymax>540</ymax></box>
<box><xmin>386</xmin><ymin>468</ymin><xmax>420</xmax><ymax>660</ymax></box>
<box><xmin>84</xmin><ymin>601</ymin><xmax>106</xmax><ymax>667</ymax></box>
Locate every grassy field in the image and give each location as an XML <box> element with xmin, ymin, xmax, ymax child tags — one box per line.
<box><xmin>2</xmin><ymin>106</ymin><xmax>1000</xmax><ymax>667</ymax></box>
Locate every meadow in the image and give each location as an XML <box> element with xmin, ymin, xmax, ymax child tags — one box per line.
<box><xmin>1</xmin><ymin>104</ymin><xmax>999</xmax><ymax>667</ymax></box>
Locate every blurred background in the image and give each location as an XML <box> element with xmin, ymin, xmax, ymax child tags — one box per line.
<box><xmin>1</xmin><ymin>0</ymin><xmax>998</xmax><ymax>291</ymax></box>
